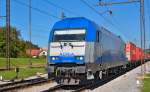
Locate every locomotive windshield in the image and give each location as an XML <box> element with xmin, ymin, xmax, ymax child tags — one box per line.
<box><xmin>53</xmin><ymin>29</ymin><xmax>85</xmax><ymax>42</ymax></box>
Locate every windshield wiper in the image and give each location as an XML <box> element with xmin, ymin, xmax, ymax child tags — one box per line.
<box><xmin>69</xmin><ymin>43</ymin><xmax>73</xmax><ymax>49</ymax></box>
<box><xmin>58</xmin><ymin>41</ymin><xmax>63</xmax><ymax>49</ymax></box>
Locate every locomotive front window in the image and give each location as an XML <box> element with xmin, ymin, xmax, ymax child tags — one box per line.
<box><xmin>53</xmin><ymin>29</ymin><xmax>86</xmax><ymax>42</ymax></box>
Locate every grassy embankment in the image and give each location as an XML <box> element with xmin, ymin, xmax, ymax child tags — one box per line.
<box><xmin>0</xmin><ymin>58</ymin><xmax>46</xmax><ymax>68</ymax></box>
<box><xmin>142</xmin><ymin>73</ymin><xmax>150</xmax><ymax>92</ymax></box>
<box><xmin>0</xmin><ymin>58</ymin><xmax>47</xmax><ymax>80</ymax></box>
<box><xmin>0</xmin><ymin>68</ymin><xmax>46</xmax><ymax>80</ymax></box>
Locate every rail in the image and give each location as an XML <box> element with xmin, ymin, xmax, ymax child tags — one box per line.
<box><xmin>0</xmin><ymin>77</ymin><xmax>53</xmax><ymax>91</ymax></box>
<box><xmin>41</xmin><ymin>84</ymin><xmax>63</xmax><ymax>92</ymax></box>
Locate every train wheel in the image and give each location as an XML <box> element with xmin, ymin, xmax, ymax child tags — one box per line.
<box><xmin>48</xmin><ymin>73</ymin><xmax>51</xmax><ymax>79</ymax></box>
<box><xmin>95</xmin><ymin>71</ymin><xmax>103</xmax><ymax>80</ymax></box>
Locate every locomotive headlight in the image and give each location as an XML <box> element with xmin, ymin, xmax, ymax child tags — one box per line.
<box><xmin>76</xmin><ymin>56</ymin><xmax>84</xmax><ymax>60</ymax></box>
<box><xmin>79</xmin><ymin>57</ymin><xmax>83</xmax><ymax>60</ymax></box>
<box><xmin>52</xmin><ymin>57</ymin><xmax>56</xmax><ymax>60</ymax></box>
<box><xmin>51</xmin><ymin>56</ymin><xmax>59</xmax><ymax>60</ymax></box>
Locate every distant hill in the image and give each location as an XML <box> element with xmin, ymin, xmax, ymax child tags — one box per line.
<box><xmin>0</xmin><ymin>27</ymin><xmax>39</xmax><ymax>58</ymax></box>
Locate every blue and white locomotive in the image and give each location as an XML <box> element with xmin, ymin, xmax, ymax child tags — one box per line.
<box><xmin>47</xmin><ymin>17</ymin><xmax>127</xmax><ymax>85</ymax></box>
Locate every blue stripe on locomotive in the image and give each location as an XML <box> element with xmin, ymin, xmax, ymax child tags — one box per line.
<box><xmin>49</xmin><ymin>56</ymin><xmax>85</xmax><ymax>64</ymax></box>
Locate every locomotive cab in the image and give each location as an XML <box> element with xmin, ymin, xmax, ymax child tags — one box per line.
<box><xmin>50</xmin><ymin>29</ymin><xmax>86</xmax><ymax>64</ymax></box>
<box><xmin>48</xmin><ymin>29</ymin><xmax>87</xmax><ymax>85</ymax></box>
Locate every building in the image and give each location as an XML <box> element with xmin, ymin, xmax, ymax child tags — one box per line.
<box><xmin>26</xmin><ymin>48</ymin><xmax>47</xmax><ymax>58</ymax></box>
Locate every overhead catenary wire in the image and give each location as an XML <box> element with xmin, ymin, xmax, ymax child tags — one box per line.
<box><xmin>14</xmin><ymin>0</ymin><xmax>124</xmax><ymax>38</ymax></box>
<box><xmin>80</xmin><ymin>0</ymin><xmax>115</xmax><ymax>25</ymax></box>
<box><xmin>80</xmin><ymin>0</ymin><xmax>119</xmax><ymax>29</ymax></box>
<box><xmin>13</xmin><ymin>0</ymin><xmax>60</xmax><ymax>19</ymax></box>
<box><xmin>43</xmin><ymin>0</ymin><xmax>81</xmax><ymax>17</ymax></box>
<box><xmin>9</xmin><ymin>19</ymin><xmax>50</xmax><ymax>41</ymax></box>
<box><xmin>6</xmin><ymin>25</ymin><xmax>49</xmax><ymax>39</ymax></box>
<box><xmin>111</xmin><ymin>15</ymin><xmax>130</xmax><ymax>40</ymax></box>
<box><xmin>11</xmin><ymin>18</ymin><xmax>50</xmax><ymax>32</ymax></box>
<box><xmin>104</xmin><ymin>5</ymin><xmax>128</xmax><ymax>35</ymax></box>
<box><xmin>104</xmin><ymin>4</ymin><xmax>129</xmax><ymax>41</ymax></box>
<box><xmin>80</xmin><ymin>0</ymin><xmax>127</xmax><ymax>40</ymax></box>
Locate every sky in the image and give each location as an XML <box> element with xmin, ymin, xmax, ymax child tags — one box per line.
<box><xmin>0</xmin><ymin>0</ymin><xmax>150</xmax><ymax>48</ymax></box>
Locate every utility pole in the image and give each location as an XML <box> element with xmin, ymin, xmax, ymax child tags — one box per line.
<box><xmin>29</xmin><ymin>0</ymin><xmax>32</xmax><ymax>67</ymax></box>
<box><xmin>0</xmin><ymin>1</ymin><xmax>7</xmax><ymax>69</ymax></box>
<box><xmin>6</xmin><ymin>0</ymin><xmax>10</xmax><ymax>70</ymax></box>
<box><xmin>140</xmin><ymin>0</ymin><xmax>146</xmax><ymax>74</ymax></box>
<box><xmin>99</xmin><ymin>0</ymin><xmax>146</xmax><ymax>75</ymax></box>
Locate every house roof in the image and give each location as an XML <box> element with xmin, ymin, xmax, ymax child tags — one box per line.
<box><xmin>26</xmin><ymin>48</ymin><xmax>47</xmax><ymax>56</ymax></box>
<box><xmin>26</xmin><ymin>49</ymin><xmax>41</xmax><ymax>56</ymax></box>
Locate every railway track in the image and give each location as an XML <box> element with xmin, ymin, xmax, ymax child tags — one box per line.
<box><xmin>72</xmin><ymin>74</ymin><xmax>121</xmax><ymax>92</ymax></box>
<box><xmin>0</xmin><ymin>77</ymin><xmax>53</xmax><ymax>92</ymax></box>
<box><xmin>42</xmin><ymin>64</ymin><xmax>137</xmax><ymax>92</ymax></box>
<box><xmin>72</xmin><ymin>66</ymin><xmax>135</xmax><ymax>92</ymax></box>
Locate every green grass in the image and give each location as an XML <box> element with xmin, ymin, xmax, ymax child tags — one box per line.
<box><xmin>142</xmin><ymin>74</ymin><xmax>150</xmax><ymax>92</ymax></box>
<box><xmin>0</xmin><ymin>58</ymin><xmax>46</xmax><ymax>68</ymax></box>
<box><xmin>0</xmin><ymin>67</ymin><xmax>46</xmax><ymax>80</ymax></box>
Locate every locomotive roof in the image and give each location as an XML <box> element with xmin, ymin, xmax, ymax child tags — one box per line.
<box><xmin>52</xmin><ymin>17</ymin><xmax>98</xmax><ymax>30</ymax></box>
<box><xmin>51</xmin><ymin>17</ymin><xmax>98</xmax><ymax>41</ymax></box>
<box><xmin>50</xmin><ymin>17</ymin><xmax>123</xmax><ymax>42</ymax></box>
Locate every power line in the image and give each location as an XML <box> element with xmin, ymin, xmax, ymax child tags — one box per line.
<box><xmin>80</xmin><ymin>0</ymin><xmax>127</xmax><ymax>39</ymax></box>
<box><xmin>44</xmin><ymin>0</ymin><xmax>81</xmax><ymax>17</ymax></box>
<box><xmin>80</xmin><ymin>0</ymin><xmax>119</xmax><ymax>29</ymax></box>
<box><xmin>13</xmin><ymin>0</ymin><xmax>60</xmax><ymax>19</ymax></box>
<box><xmin>80</xmin><ymin>0</ymin><xmax>108</xmax><ymax>20</ymax></box>
<box><xmin>11</xmin><ymin>18</ymin><xmax>50</xmax><ymax>32</ymax></box>
<box><xmin>32</xmin><ymin>34</ymin><xmax>48</xmax><ymax>39</ymax></box>
<box><xmin>10</xmin><ymin>19</ymin><xmax>50</xmax><ymax>37</ymax></box>
<box><xmin>110</xmin><ymin>15</ymin><xmax>128</xmax><ymax>38</ymax></box>
<box><xmin>99</xmin><ymin>0</ymin><xmax>140</xmax><ymax>6</ymax></box>
<box><xmin>104</xmin><ymin>6</ymin><xmax>128</xmax><ymax>40</ymax></box>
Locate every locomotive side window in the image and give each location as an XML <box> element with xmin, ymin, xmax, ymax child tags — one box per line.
<box><xmin>96</xmin><ymin>31</ymin><xmax>100</xmax><ymax>42</ymax></box>
<box><xmin>53</xmin><ymin>29</ymin><xmax>86</xmax><ymax>42</ymax></box>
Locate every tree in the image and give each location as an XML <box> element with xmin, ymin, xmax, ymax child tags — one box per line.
<box><xmin>0</xmin><ymin>27</ymin><xmax>6</xmax><ymax>57</ymax></box>
<box><xmin>0</xmin><ymin>27</ymin><xmax>39</xmax><ymax>58</ymax></box>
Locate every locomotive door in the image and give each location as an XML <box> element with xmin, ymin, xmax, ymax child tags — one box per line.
<box><xmin>96</xmin><ymin>30</ymin><xmax>102</xmax><ymax>64</ymax></box>
<box><xmin>99</xmin><ymin>31</ymin><xmax>102</xmax><ymax>64</ymax></box>
<box><xmin>100</xmin><ymin>44</ymin><xmax>103</xmax><ymax>64</ymax></box>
